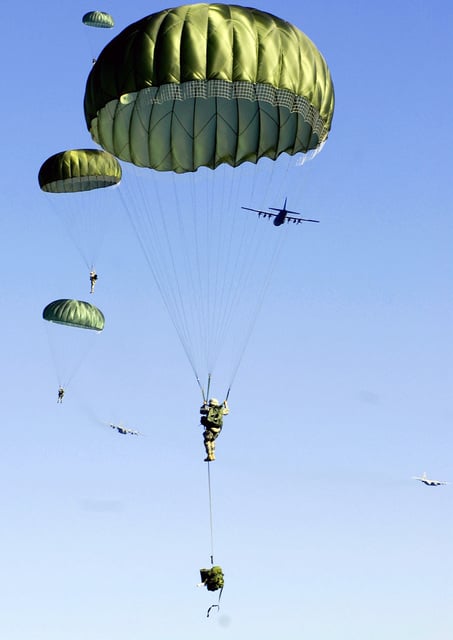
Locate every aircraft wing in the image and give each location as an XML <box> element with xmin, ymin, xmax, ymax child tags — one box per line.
<box><xmin>269</xmin><ymin>206</ymin><xmax>319</xmax><ymax>223</ymax></box>
<box><xmin>413</xmin><ymin>476</ymin><xmax>448</xmax><ymax>485</ymax></box>
<box><xmin>241</xmin><ymin>206</ymin><xmax>277</xmax><ymax>219</ymax></box>
<box><xmin>285</xmin><ymin>215</ymin><xmax>320</xmax><ymax>224</ymax></box>
<box><xmin>242</xmin><ymin>207</ymin><xmax>319</xmax><ymax>224</ymax></box>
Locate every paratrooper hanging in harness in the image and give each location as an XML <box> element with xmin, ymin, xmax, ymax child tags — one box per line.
<box><xmin>200</xmin><ymin>398</ymin><xmax>229</xmax><ymax>462</ymax></box>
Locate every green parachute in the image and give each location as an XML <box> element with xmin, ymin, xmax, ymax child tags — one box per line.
<box><xmin>82</xmin><ymin>11</ymin><xmax>114</xmax><ymax>29</ymax></box>
<box><xmin>43</xmin><ymin>299</ymin><xmax>105</xmax><ymax>390</ymax></box>
<box><xmin>84</xmin><ymin>3</ymin><xmax>334</xmax><ymax>173</ymax></box>
<box><xmin>82</xmin><ymin>3</ymin><xmax>334</xmax><ymax>395</ymax></box>
<box><xmin>43</xmin><ymin>299</ymin><xmax>105</xmax><ymax>331</ymax></box>
<box><xmin>38</xmin><ymin>149</ymin><xmax>122</xmax><ymax>271</ymax></box>
<box><xmin>81</xmin><ymin>7</ymin><xmax>334</xmax><ymax>597</ymax></box>
<box><xmin>38</xmin><ymin>149</ymin><xmax>121</xmax><ymax>193</ymax></box>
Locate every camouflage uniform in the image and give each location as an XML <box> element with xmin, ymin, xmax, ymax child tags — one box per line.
<box><xmin>57</xmin><ymin>387</ymin><xmax>65</xmax><ymax>403</ymax></box>
<box><xmin>200</xmin><ymin>399</ymin><xmax>229</xmax><ymax>461</ymax></box>
<box><xmin>89</xmin><ymin>271</ymin><xmax>98</xmax><ymax>294</ymax></box>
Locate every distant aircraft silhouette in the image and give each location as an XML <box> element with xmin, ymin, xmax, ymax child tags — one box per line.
<box><xmin>412</xmin><ymin>472</ymin><xmax>448</xmax><ymax>486</ymax></box>
<box><xmin>241</xmin><ymin>197</ymin><xmax>319</xmax><ymax>226</ymax></box>
<box><xmin>108</xmin><ymin>423</ymin><xmax>141</xmax><ymax>436</ymax></box>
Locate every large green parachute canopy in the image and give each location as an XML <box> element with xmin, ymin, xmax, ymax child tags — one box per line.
<box><xmin>84</xmin><ymin>3</ymin><xmax>335</xmax><ymax>173</ymax></box>
<box><xmin>43</xmin><ymin>299</ymin><xmax>105</xmax><ymax>331</ymax></box>
<box><xmin>82</xmin><ymin>11</ymin><xmax>115</xmax><ymax>28</ymax></box>
<box><xmin>38</xmin><ymin>149</ymin><xmax>121</xmax><ymax>193</ymax></box>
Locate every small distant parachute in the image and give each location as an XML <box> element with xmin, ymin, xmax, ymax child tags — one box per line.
<box><xmin>38</xmin><ymin>149</ymin><xmax>122</xmax><ymax>271</ymax></box>
<box><xmin>82</xmin><ymin>11</ymin><xmax>115</xmax><ymax>63</ymax></box>
<box><xmin>82</xmin><ymin>11</ymin><xmax>114</xmax><ymax>29</ymax></box>
<box><xmin>43</xmin><ymin>299</ymin><xmax>105</xmax><ymax>331</ymax></box>
<box><xmin>38</xmin><ymin>149</ymin><xmax>121</xmax><ymax>193</ymax></box>
<box><xmin>43</xmin><ymin>299</ymin><xmax>105</xmax><ymax>390</ymax></box>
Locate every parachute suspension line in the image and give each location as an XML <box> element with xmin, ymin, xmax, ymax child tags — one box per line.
<box><xmin>218</xmin><ymin>152</ymin><xmax>310</xmax><ymax>393</ymax></box>
<box><xmin>226</xmin><ymin>223</ymin><xmax>289</xmax><ymax>392</ymax></box>
<box><xmin>45</xmin><ymin>324</ymin><xmax>101</xmax><ymax>391</ymax></box>
<box><xmin>44</xmin><ymin>196</ymin><xmax>93</xmax><ymax>272</ymax></box>
<box><xmin>202</xmin><ymin>186</ymin><xmax>273</xmax><ymax>387</ymax></box>
<box><xmin>62</xmin><ymin>346</ymin><xmax>92</xmax><ymax>390</ymax></box>
<box><xmin>45</xmin><ymin>325</ymin><xmax>65</xmax><ymax>388</ymax></box>
<box><xmin>188</xmin><ymin>169</ymin><xmax>210</xmax><ymax>374</ymax></box>
<box><xmin>118</xmin><ymin>171</ymin><xmax>202</xmax><ymax>383</ymax></box>
<box><xmin>196</xmin><ymin>372</ymin><xmax>212</xmax><ymax>404</ymax></box>
<box><xmin>191</xmin><ymin>162</ymin><xmax>243</xmax><ymax>376</ymax></box>
<box><xmin>197</xmin><ymin>377</ymin><xmax>207</xmax><ymax>404</ymax></box>
<box><xmin>170</xmin><ymin>169</ymin><xmax>211</xmax><ymax>377</ymax></box>
<box><xmin>206</xmin><ymin>373</ymin><xmax>212</xmax><ymax>403</ymax></box>
<box><xmin>196</xmin><ymin>163</ymin><xmax>262</xmax><ymax>377</ymax></box>
<box><xmin>120</xmin><ymin>153</ymin><xmax>303</xmax><ymax>393</ymax></box>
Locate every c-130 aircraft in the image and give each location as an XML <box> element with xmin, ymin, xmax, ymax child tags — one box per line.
<box><xmin>241</xmin><ymin>197</ymin><xmax>320</xmax><ymax>227</ymax></box>
<box><xmin>412</xmin><ymin>472</ymin><xmax>448</xmax><ymax>486</ymax></box>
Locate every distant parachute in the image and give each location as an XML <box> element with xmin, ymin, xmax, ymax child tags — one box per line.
<box><xmin>38</xmin><ymin>149</ymin><xmax>121</xmax><ymax>193</ymax></box>
<box><xmin>43</xmin><ymin>299</ymin><xmax>105</xmax><ymax>331</ymax></box>
<box><xmin>43</xmin><ymin>299</ymin><xmax>105</xmax><ymax>389</ymax></box>
<box><xmin>82</xmin><ymin>11</ymin><xmax>114</xmax><ymax>29</ymax></box>
<box><xmin>38</xmin><ymin>149</ymin><xmax>122</xmax><ymax>271</ymax></box>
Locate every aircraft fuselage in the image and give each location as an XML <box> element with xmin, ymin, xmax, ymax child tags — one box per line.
<box><xmin>273</xmin><ymin>211</ymin><xmax>286</xmax><ymax>226</ymax></box>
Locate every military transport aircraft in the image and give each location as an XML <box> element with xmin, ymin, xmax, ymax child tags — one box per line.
<box><xmin>108</xmin><ymin>423</ymin><xmax>141</xmax><ymax>436</ymax></box>
<box><xmin>241</xmin><ymin>197</ymin><xmax>320</xmax><ymax>226</ymax></box>
<box><xmin>412</xmin><ymin>472</ymin><xmax>448</xmax><ymax>486</ymax></box>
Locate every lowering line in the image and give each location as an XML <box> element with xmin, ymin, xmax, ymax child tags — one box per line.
<box><xmin>207</xmin><ymin>460</ymin><xmax>215</xmax><ymax>565</ymax></box>
<box><xmin>206</xmin><ymin>460</ymin><xmax>224</xmax><ymax>618</ymax></box>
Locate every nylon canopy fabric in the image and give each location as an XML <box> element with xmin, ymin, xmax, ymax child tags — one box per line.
<box><xmin>38</xmin><ymin>149</ymin><xmax>122</xmax><ymax>193</ymax></box>
<box><xmin>82</xmin><ymin>11</ymin><xmax>115</xmax><ymax>28</ymax></box>
<box><xmin>43</xmin><ymin>299</ymin><xmax>105</xmax><ymax>331</ymax></box>
<box><xmin>84</xmin><ymin>3</ymin><xmax>334</xmax><ymax>172</ymax></box>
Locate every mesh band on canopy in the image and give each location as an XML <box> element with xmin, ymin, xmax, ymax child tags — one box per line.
<box><xmin>120</xmin><ymin>80</ymin><xmax>329</xmax><ymax>144</ymax></box>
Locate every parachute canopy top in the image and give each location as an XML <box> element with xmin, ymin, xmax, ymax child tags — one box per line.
<box><xmin>82</xmin><ymin>11</ymin><xmax>115</xmax><ymax>28</ymax></box>
<box><xmin>43</xmin><ymin>299</ymin><xmax>105</xmax><ymax>331</ymax></box>
<box><xmin>84</xmin><ymin>3</ymin><xmax>334</xmax><ymax>173</ymax></box>
<box><xmin>38</xmin><ymin>149</ymin><xmax>122</xmax><ymax>193</ymax></box>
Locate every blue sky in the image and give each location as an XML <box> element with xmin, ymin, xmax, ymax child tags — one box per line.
<box><xmin>1</xmin><ymin>1</ymin><xmax>452</xmax><ymax>638</ymax></box>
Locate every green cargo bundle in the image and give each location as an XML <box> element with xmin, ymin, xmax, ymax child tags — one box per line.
<box><xmin>199</xmin><ymin>566</ymin><xmax>224</xmax><ymax>591</ymax></box>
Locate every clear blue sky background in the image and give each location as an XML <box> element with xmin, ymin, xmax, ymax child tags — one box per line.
<box><xmin>1</xmin><ymin>1</ymin><xmax>452</xmax><ymax>638</ymax></box>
